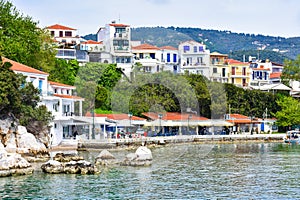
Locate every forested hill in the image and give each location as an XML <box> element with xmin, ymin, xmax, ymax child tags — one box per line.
<box><xmin>83</xmin><ymin>26</ymin><xmax>300</xmax><ymax>64</ymax></box>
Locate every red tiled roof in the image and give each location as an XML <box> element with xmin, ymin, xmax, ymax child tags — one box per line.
<box><xmin>270</xmin><ymin>72</ymin><xmax>282</xmax><ymax>79</ymax></box>
<box><xmin>46</xmin><ymin>24</ymin><xmax>76</xmax><ymax>30</ymax></box>
<box><xmin>226</xmin><ymin>59</ymin><xmax>248</xmax><ymax>65</ymax></box>
<box><xmin>160</xmin><ymin>46</ymin><xmax>177</xmax><ymax>50</ymax></box>
<box><xmin>109</xmin><ymin>23</ymin><xmax>129</xmax><ymax>27</ymax></box>
<box><xmin>226</xmin><ymin>114</ymin><xmax>252</xmax><ymax>124</ymax></box>
<box><xmin>86</xmin><ymin>113</ymin><xmax>145</xmax><ymax>121</ymax></box>
<box><xmin>132</xmin><ymin>43</ymin><xmax>161</xmax><ymax>50</ymax></box>
<box><xmin>142</xmin><ymin>112</ymin><xmax>209</xmax><ymax>121</ymax></box>
<box><xmin>2</xmin><ymin>57</ymin><xmax>48</xmax><ymax>75</ymax></box>
<box><xmin>53</xmin><ymin>94</ymin><xmax>83</xmax><ymax>100</ymax></box>
<box><xmin>48</xmin><ymin>81</ymin><xmax>75</xmax><ymax>89</ymax></box>
<box><xmin>81</xmin><ymin>40</ymin><xmax>102</xmax><ymax>45</ymax></box>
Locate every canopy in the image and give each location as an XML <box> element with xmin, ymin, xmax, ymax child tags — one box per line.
<box><xmin>143</xmin><ymin>119</ymin><xmax>230</xmax><ymax>127</ymax></box>
<box><xmin>259</xmin><ymin>83</ymin><xmax>291</xmax><ymax>91</ymax></box>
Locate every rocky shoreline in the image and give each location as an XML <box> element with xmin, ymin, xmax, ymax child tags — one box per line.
<box><xmin>0</xmin><ymin>119</ymin><xmax>286</xmax><ymax>177</ymax></box>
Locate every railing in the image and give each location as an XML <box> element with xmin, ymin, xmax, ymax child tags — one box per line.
<box><xmin>229</xmin><ymin>72</ymin><xmax>251</xmax><ymax>77</ymax></box>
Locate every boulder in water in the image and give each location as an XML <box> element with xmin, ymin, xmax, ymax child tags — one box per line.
<box><xmin>95</xmin><ymin>150</ymin><xmax>117</xmax><ymax>166</ymax></box>
<box><xmin>41</xmin><ymin>159</ymin><xmax>99</xmax><ymax>175</ymax></box>
<box><xmin>0</xmin><ymin>153</ymin><xmax>33</xmax><ymax>177</ymax></box>
<box><xmin>121</xmin><ymin>146</ymin><xmax>153</xmax><ymax>166</ymax></box>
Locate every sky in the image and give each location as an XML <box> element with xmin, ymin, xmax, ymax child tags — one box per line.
<box><xmin>10</xmin><ymin>0</ymin><xmax>300</xmax><ymax>38</ymax></box>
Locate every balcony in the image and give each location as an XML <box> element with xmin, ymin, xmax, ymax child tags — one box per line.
<box><xmin>229</xmin><ymin>72</ymin><xmax>251</xmax><ymax>78</ymax></box>
<box><xmin>56</xmin><ymin>49</ymin><xmax>76</xmax><ymax>60</ymax></box>
<box><xmin>113</xmin><ymin>46</ymin><xmax>130</xmax><ymax>52</ymax></box>
<box><xmin>114</xmin><ymin>32</ymin><xmax>129</xmax><ymax>39</ymax></box>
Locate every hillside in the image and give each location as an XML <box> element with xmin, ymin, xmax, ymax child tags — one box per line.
<box><xmin>83</xmin><ymin>27</ymin><xmax>300</xmax><ymax>64</ymax></box>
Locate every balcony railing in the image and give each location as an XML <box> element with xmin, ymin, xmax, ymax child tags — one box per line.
<box><xmin>229</xmin><ymin>72</ymin><xmax>251</xmax><ymax>77</ymax></box>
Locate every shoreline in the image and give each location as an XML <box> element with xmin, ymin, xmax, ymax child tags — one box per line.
<box><xmin>75</xmin><ymin>134</ymin><xmax>286</xmax><ymax>151</ymax></box>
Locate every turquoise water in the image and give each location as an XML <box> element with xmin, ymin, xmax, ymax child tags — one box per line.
<box><xmin>1</xmin><ymin>143</ymin><xmax>300</xmax><ymax>199</ymax></box>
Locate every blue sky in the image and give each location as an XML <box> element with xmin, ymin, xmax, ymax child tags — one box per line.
<box><xmin>10</xmin><ymin>0</ymin><xmax>300</xmax><ymax>38</ymax></box>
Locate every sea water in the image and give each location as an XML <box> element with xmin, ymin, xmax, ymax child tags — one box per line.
<box><xmin>1</xmin><ymin>143</ymin><xmax>300</xmax><ymax>199</ymax></box>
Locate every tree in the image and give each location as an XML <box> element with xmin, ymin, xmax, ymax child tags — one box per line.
<box><xmin>74</xmin><ymin>62</ymin><xmax>122</xmax><ymax>114</ymax></box>
<box><xmin>0</xmin><ymin>0</ymin><xmax>56</xmax><ymax>70</ymax></box>
<box><xmin>48</xmin><ymin>59</ymin><xmax>80</xmax><ymax>85</ymax></box>
<box><xmin>281</xmin><ymin>55</ymin><xmax>300</xmax><ymax>84</ymax></box>
<box><xmin>274</xmin><ymin>96</ymin><xmax>300</xmax><ymax>127</ymax></box>
<box><xmin>0</xmin><ymin>57</ymin><xmax>53</xmax><ymax>133</ymax></box>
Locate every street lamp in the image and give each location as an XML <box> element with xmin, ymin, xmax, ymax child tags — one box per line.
<box><xmin>158</xmin><ymin>113</ymin><xmax>163</xmax><ymax>133</ymax></box>
<box><xmin>128</xmin><ymin>112</ymin><xmax>132</xmax><ymax>133</ymax></box>
<box><xmin>188</xmin><ymin>114</ymin><xmax>192</xmax><ymax>133</ymax></box>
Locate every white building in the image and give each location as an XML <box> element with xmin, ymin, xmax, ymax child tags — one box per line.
<box><xmin>46</xmin><ymin>24</ymin><xmax>88</xmax><ymax>63</ymax></box>
<box><xmin>132</xmin><ymin>43</ymin><xmax>163</xmax><ymax>73</ymax></box>
<box><xmin>160</xmin><ymin>46</ymin><xmax>179</xmax><ymax>74</ymax></box>
<box><xmin>249</xmin><ymin>59</ymin><xmax>284</xmax><ymax>87</ymax></box>
<box><xmin>97</xmin><ymin>21</ymin><xmax>133</xmax><ymax>76</ymax></box>
<box><xmin>178</xmin><ymin>40</ymin><xmax>210</xmax><ymax>77</ymax></box>
<box><xmin>2</xmin><ymin>57</ymin><xmax>114</xmax><ymax>145</ymax></box>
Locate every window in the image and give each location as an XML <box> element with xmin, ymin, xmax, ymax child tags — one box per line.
<box><xmin>242</xmin><ymin>67</ymin><xmax>246</xmax><ymax>76</ymax></box>
<box><xmin>63</xmin><ymin>105</ymin><xmax>70</xmax><ymax>113</ymax></box>
<box><xmin>38</xmin><ymin>80</ymin><xmax>43</xmax><ymax>93</ymax></box>
<box><xmin>157</xmin><ymin>65</ymin><xmax>160</xmax><ymax>72</ymax></box>
<box><xmin>66</xmin><ymin>90</ymin><xmax>69</xmax><ymax>95</ymax></box>
<box><xmin>231</xmin><ymin>78</ymin><xmax>234</xmax><ymax>84</ymax></box>
<box><xmin>115</xmin><ymin>27</ymin><xmax>126</xmax><ymax>33</ymax></box>
<box><xmin>150</xmin><ymin>53</ymin><xmax>155</xmax><ymax>59</ymax></box>
<box><xmin>173</xmin><ymin>54</ymin><xmax>177</xmax><ymax>62</ymax></box>
<box><xmin>113</xmin><ymin>40</ymin><xmax>129</xmax><ymax>47</ymax></box>
<box><xmin>54</xmin><ymin>89</ymin><xmax>57</xmax><ymax>93</ymax></box>
<box><xmin>50</xmin><ymin>31</ymin><xmax>55</xmax><ymax>37</ymax></box>
<box><xmin>139</xmin><ymin>53</ymin><xmax>143</xmax><ymax>59</ymax></box>
<box><xmin>213</xmin><ymin>68</ymin><xmax>217</xmax><ymax>73</ymax></box>
<box><xmin>54</xmin><ymin>123</ymin><xmax>57</xmax><ymax>129</ymax></box>
<box><xmin>232</xmin><ymin>67</ymin><xmax>235</xmax><ymax>75</ymax></box>
<box><xmin>193</xmin><ymin>46</ymin><xmax>197</xmax><ymax>53</ymax></box>
<box><xmin>243</xmin><ymin>79</ymin><xmax>246</xmax><ymax>86</ymax></box>
<box><xmin>59</xmin><ymin>31</ymin><xmax>63</xmax><ymax>37</ymax></box>
<box><xmin>187</xmin><ymin>57</ymin><xmax>192</xmax><ymax>65</ymax></box>
<box><xmin>65</xmin><ymin>31</ymin><xmax>72</xmax><ymax>37</ymax></box>
<box><xmin>199</xmin><ymin>46</ymin><xmax>204</xmax><ymax>52</ymax></box>
<box><xmin>167</xmin><ymin>53</ymin><xmax>171</xmax><ymax>62</ymax></box>
<box><xmin>197</xmin><ymin>57</ymin><xmax>203</xmax><ymax>64</ymax></box>
<box><xmin>183</xmin><ymin>45</ymin><xmax>190</xmax><ymax>52</ymax></box>
<box><xmin>222</xmin><ymin>68</ymin><xmax>226</xmax><ymax>77</ymax></box>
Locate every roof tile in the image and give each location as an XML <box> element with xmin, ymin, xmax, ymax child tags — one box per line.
<box><xmin>2</xmin><ymin>57</ymin><xmax>48</xmax><ymax>75</ymax></box>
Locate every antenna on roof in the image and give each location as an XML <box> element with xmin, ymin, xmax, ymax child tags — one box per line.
<box><xmin>118</xmin><ymin>13</ymin><xmax>121</xmax><ymax>23</ymax></box>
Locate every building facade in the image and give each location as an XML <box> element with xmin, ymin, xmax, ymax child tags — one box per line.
<box><xmin>46</xmin><ymin>24</ymin><xmax>88</xmax><ymax>63</ymax></box>
<box><xmin>209</xmin><ymin>52</ymin><xmax>229</xmax><ymax>83</ymax></box>
<box><xmin>97</xmin><ymin>21</ymin><xmax>133</xmax><ymax>76</ymax></box>
<box><xmin>178</xmin><ymin>40</ymin><xmax>210</xmax><ymax>77</ymax></box>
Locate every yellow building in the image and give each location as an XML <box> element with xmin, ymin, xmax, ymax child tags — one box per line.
<box><xmin>210</xmin><ymin>52</ymin><xmax>229</xmax><ymax>83</ymax></box>
<box><xmin>226</xmin><ymin>59</ymin><xmax>251</xmax><ymax>87</ymax></box>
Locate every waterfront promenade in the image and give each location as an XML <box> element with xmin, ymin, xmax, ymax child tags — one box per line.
<box><xmin>75</xmin><ymin>134</ymin><xmax>286</xmax><ymax>150</ymax></box>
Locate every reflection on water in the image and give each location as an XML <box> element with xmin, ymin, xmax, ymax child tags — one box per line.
<box><xmin>1</xmin><ymin>143</ymin><xmax>300</xmax><ymax>199</ymax></box>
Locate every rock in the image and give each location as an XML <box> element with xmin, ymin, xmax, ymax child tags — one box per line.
<box><xmin>135</xmin><ymin>146</ymin><xmax>153</xmax><ymax>161</ymax></box>
<box><xmin>41</xmin><ymin>159</ymin><xmax>99</xmax><ymax>175</ymax></box>
<box><xmin>16</xmin><ymin>126</ymin><xmax>48</xmax><ymax>153</ymax></box>
<box><xmin>121</xmin><ymin>146</ymin><xmax>153</xmax><ymax>166</ymax></box>
<box><xmin>16</xmin><ymin>126</ymin><xmax>27</xmax><ymax>135</ymax></box>
<box><xmin>5</xmin><ymin>133</ymin><xmax>17</xmax><ymax>153</ymax></box>
<box><xmin>97</xmin><ymin>150</ymin><xmax>116</xmax><ymax>160</ymax></box>
<box><xmin>41</xmin><ymin>160</ymin><xmax>64</xmax><ymax>174</ymax></box>
<box><xmin>0</xmin><ymin>140</ymin><xmax>4</xmax><ymax>150</ymax></box>
<box><xmin>0</xmin><ymin>153</ymin><xmax>33</xmax><ymax>177</ymax></box>
<box><xmin>95</xmin><ymin>150</ymin><xmax>117</xmax><ymax>166</ymax></box>
<box><xmin>53</xmin><ymin>153</ymin><xmax>84</xmax><ymax>162</ymax></box>
<box><xmin>0</xmin><ymin>149</ymin><xmax>7</xmax><ymax>160</ymax></box>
